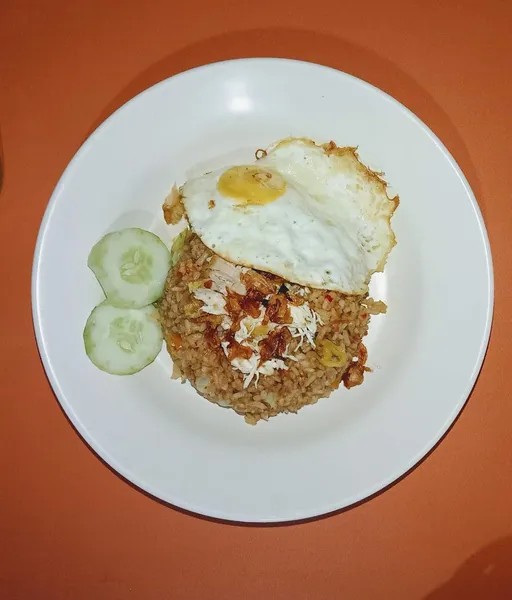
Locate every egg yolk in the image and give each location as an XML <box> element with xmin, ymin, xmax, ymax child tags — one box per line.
<box><xmin>217</xmin><ymin>166</ymin><xmax>286</xmax><ymax>205</ymax></box>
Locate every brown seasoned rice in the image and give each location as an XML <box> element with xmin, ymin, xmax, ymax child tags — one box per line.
<box><xmin>158</xmin><ymin>232</ymin><xmax>385</xmax><ymax>424</ymax></box>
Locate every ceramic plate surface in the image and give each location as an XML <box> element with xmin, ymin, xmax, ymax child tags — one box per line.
<box><xmin>32</xmin><ymin>59</ymin><xmax>493</xmax><ymax>522</ymax></box>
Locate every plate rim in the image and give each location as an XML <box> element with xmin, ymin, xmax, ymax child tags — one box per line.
<box><xmin>31</xmin><ymin>57</ymin><xmax>494</xmax><ymax>522</ymax></box>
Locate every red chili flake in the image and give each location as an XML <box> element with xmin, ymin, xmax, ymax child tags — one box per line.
<box><xmin>325</xmin><ymin>294</ymin><xmax>333</xmax><ymax>302</ymax></box>
<box><xmin>204</xmin><ymin>279</ymin><xmax>213</xmax><ymax>289</ymax></box>
<box><xmin>360</xmin><ymin>313</ymin><xmax>368</xmax><ymax>319</ymax></box>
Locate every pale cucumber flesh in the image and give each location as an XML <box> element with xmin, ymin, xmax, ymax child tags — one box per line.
<box><xmin>84</xmin><ymin>302</ymin><xmax>163</xmax><ymax>375</ymax></box>
<box><xmin>88</xmin><ymin>228</ymin><xmax>170</xmax><ymax>309</ymax></box>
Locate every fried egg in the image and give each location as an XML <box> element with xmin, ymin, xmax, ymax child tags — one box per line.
<box><xmin>180</xmin><ymin>138</ymin><xmax>398</xmax><ymax>294</ymax></box>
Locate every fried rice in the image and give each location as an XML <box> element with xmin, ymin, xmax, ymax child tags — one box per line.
<box><xmin>158</xmin><ymin>231</ymin><xmax>386</xmax><ymax>424</ymax></box>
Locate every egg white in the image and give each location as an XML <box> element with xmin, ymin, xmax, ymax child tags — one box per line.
<box><xmin>180</xmin><ymin>138</ymin><xmax>398</xmax><ymax>294</ymax></box>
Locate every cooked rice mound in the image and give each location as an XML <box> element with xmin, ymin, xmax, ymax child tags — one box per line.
<box><xmin>158</xmin><ymin>232</ymin><xmax>386</xmax><ymax>424</ymax></box>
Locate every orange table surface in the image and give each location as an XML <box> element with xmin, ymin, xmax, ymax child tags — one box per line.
<box><xmin>1</xmin><ymin>1</ymin><xmax>511</xmax><ymax>598</ymax></box>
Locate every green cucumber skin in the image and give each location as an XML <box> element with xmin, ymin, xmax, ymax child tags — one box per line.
<box><xmin>83</xmin><ymin>301</ymin><xmax>163</xmax><ymax>376</ymax></box>
<box><xmin>87</xmin><ymin>228</ymin><xmax>170</xmax><ymax>309</ymax></box>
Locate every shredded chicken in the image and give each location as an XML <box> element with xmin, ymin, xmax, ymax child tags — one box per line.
<box><xmin>191</xmin><ymin>263</ymin><xmax>322</xmax><ymax>386</ymax></box>
<box><xmin>208</xmin><ymin>256</ymin><xmax>246</xmax><ymax>295</ymax></box>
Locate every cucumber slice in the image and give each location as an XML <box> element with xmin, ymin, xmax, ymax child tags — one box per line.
<box><xmin>84</xmin><ymin>302</ymin><xmax>163</xmax><ymax>375</ymax></box>
<box><xmin>88</xmin><ymin>228</ymin><xmax>170</xmax><ymax>308</ymax></box>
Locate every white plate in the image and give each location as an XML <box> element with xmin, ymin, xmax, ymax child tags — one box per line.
<box><xmin>32</xmin><ymin>59</ymin><xmax>493</xmax><ymax>522</ymax></box>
